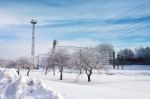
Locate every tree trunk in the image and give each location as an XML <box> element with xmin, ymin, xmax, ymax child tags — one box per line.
<box><xmin>79</xmin><ymin>69</ymin><xmax>82</xmax><ymax>74</ymax></box>
<box><xmin>117</xmin><ymin>65</ymin><xmax>119</xmax><ymax>69</ymax></box>
<box><xmin>45</xmin><ymin>67</ymin><xmax>48</xmax><ymax>75</ymax></box>
<box><xmin>27</xmin><ymin>67</ymin><xmax>30</xmax><ymax>76</ymax></box>
<box><xmin>113</xmin><ymin>64</ymin><xmax>115</xmax><ymax>69</ymax></box>
<box><xmin>122</xmin><ymin>65</ymin><xmax>124</xmax><ymax>69</ymax></box>
<box><xmin>53</xmin><ymin>67</ymin><xmax>55</xmax><ymax>76</ymax></box>
<box><xmin>60</xmin><ymin>71</ymin><xmax>63</xmax><ymax>80</ymax></box>
<box><xmin>113</xmin><ymin>51</ymin><xmax>115</xmax><ymax>69</ymax></box>
<box><xmin>88</xmin><ymin>75</ymin><xmax>91</xmax><ymax>82</ymax></box>
<box><xmin>17</xmin><ymin>68</ymin><xmax>20</xmax><ymax>75</ymax></box>
<box><xmin>86</xmin><ymin>68</ymin><xmax>92</xmax><ymax>82</ymax></box>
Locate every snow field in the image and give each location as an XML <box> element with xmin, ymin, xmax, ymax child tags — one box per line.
<box><xmin>22</xmin><ymin>65</ymin><xmax>150</xmax><ymax>99</ymax></box>
<box><xmin>0</xmin><ymin>65</ymin><xmax>150</xmax><ymax>99</ymax></box>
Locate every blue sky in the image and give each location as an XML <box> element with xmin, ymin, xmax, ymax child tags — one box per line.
<box><xmin>0</xmin><ymin>0</ymin><xmax>150</xmax><ymax>58</ymax></box>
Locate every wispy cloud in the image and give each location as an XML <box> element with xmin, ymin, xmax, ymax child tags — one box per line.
<box><xmin>0</xmin><ymin>0</ymin><xmax>150</xmax><ymax>58</ymax></box>
<box><xmin>39</xmin><ymin>15</ymin><xmax>150</xmax><ymax>28</ymax></box>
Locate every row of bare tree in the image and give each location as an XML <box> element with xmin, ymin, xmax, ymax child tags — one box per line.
<box><xmin>0</xmin><ymin>43</ymin><xmax>114</xmax><ymax>82</ymax></box>
<box><xmin>0</xmin><ymin>57</ymin><xmax>32</xmax><ymax>76</ymax></box>
<box><xmin>44</xmin><ymin>43</ymin><xmax>114</xmax><ymax>82</ymax></box>
<box><xmin>117</xmin><ymin>47</ymin><xmax>150</xmax><ymax>64</ymax></box>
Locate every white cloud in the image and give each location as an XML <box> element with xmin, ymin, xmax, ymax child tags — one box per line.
<box><xmin>0</xmin><ymin>10</ymin><xmax>23</xmax><ymax>27</ymax></box>
<box><xmin>58</xmin><ymin>38</ymin><xmax>99</xmax><ymax>47</ymax></box>
<box><xmin>0</xmin><ymin>38</ymin><xmax>100</xmax><ymax>58</ymax></box>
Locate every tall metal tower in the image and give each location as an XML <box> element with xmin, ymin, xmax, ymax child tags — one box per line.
<box><xmin>30</xmin><ymin>19</ymin><xmax>37</xmax><ymax>68</ymax></box>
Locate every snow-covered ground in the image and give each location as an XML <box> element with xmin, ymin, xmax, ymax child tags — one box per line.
<box><xmin>0</xmin><ymin>68</ymin><xmax>63</xmax><ymax>99</ymax></box>
<box><xmin>1</xmin><ymin>65</ymin><xmax>150</xmax><ymax>99</ymax></box>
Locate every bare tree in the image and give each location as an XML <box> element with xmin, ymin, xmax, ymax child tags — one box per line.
<box><xmin>81</xmin><ymin>43</ymin><xmax>113</xmax><ymax>82</ymax></box>
<box><xmin>0</xmin><ymin>58</ymin><xmax>8</xmax><ymax>68</ymax></box>
<box><xmin>80</xmin><ymin>48</ymin><xmax>104</xmax><ymax>82</ymax></box>
<box><xmin>135</xmin><ymin>47</ymin><xmax>150</xmax><ymax>64</ymax></box>
<box><xmin>45</xmin><ymin>51</ymin><xmax>56</xmax><ymax>76</ymax></box>
<box><xmin>96</xmin><ymin>43</ymin><xmax>114</xmax><ymax>64</ymax></box>
<box><xmin>54</xmin><ymin>48</ymin><xmax>70</xmax><ymax>80</ymax></box>
<box><xmin>70</xmin><ymin>49</ymin><xmax>84</xmax><ymax>74</ymax></box>
<box><xmin>68</xmin><ymin>43</ymin><xmax>113</xmax><ymax>82</ymax></box>
<box><xmin>16</xmin><ymin>57</ymin><xmax>32</xmax><ymax>76</ymax></box>
<box><xmin>6</xmin><ymin>60</ymin><xmax>16</xmax><ymax>68</ymax></box>
<box><xmin>118</xmin><ymin>48</ymin><xmax>134</xmax><ymax>59</ymax></box>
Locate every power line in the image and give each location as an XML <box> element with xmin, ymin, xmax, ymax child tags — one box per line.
<box><xmin>96</xmin><ymin>16</ymin><xmax>150</xmax><ymax>37</ymax></box>
<box><xmin>78</xmin><ymin>3</ymin><xmax>150</xmax><ymax>35</ymax></box>
<box><xmin>70</xmin><ymin>1</ymin><xmax>150</xmax><ymax>35</ymax></box>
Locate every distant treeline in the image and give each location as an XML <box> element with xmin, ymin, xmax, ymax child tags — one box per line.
<box><xmin>118</xmin><ymin>47</ymin><xmax>150</xmax><ymax>65</ymax></box>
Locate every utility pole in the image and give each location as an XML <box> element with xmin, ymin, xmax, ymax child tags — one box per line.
<box><xmin>113</xmin><ymin>51</ymin><xmax>115</xmax><ymax>69</ymax></box>
<box><xmin>52</xmin><ymin>40</ymin><xmax>58</xmax><ymax>76</ymax></box>
<box><xmin>117</xmin><ymin>54</ymin><xmax>120</xmax><ymax>69</ymax></box>
<box><xmin>30</xmin><ymin>19</ymin><xmax>37</xmax><ymax>68</ymax></box>
<box><xmin>52</xmin><ymin>40</ymin><xmax>58</xmax><ymax>50</ymax></box>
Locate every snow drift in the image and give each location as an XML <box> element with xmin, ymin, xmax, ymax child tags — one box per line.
<box><xmin>0</xmin><ymin>68</ymin><xmax>63</xmax><ymax>99</ymax></box>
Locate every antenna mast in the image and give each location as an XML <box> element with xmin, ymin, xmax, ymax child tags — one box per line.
<box><xmin>30</xmin><ymin>19</ymin><xmax>37</xmax><ymax>68</ymax></box>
